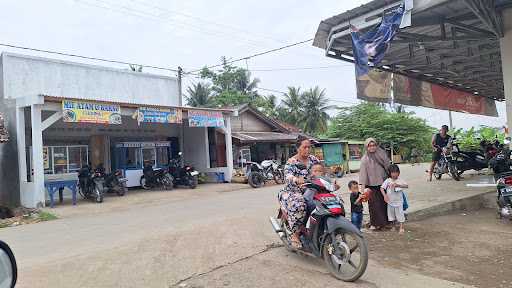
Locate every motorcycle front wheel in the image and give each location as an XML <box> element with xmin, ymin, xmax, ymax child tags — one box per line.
<box><xmin>248</xmin><ymin>172</ymin><xmax>264</xmax><ymax>188</ymax></box>
<box><xmin>94</xmin><ymin>183</ymin><xmax>104</xmax><ymax>203</ymax></box>
<box><xmin>448</xmin><ymin>163</ymin><xmax>461</xmax><ymax>181</ymax></box>
<box><xmin>273</xmin><ymin>170</ymin><xmax>285</xmax><ymax>184</ymax></box>
<box><xmin>116</xmin><ymin>183</ymin><xmax>127</xmax><ymax>196</ymax></box>
<box><xmin>162</xmin><ymin>174</ymin><xmax>174</xmax><ymax>190</ymax></box>
<box><xmin>322</xmin><ymin>229</ymin><xmax>368</xmax><ymax>282</ymax></box>
<box><xmin>140</xmin><ymin>176</ymin><xmax>150</xmax><ymax>190</ymax></box>
<box><xmin>187</xmin><ymin>175</ymin><xmax>198</xmax><ymax>189</ymax></box>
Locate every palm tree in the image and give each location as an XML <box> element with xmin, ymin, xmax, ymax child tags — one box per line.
<box><xmin>186</xmin><ymin>82</ymin><xmax>213</xmax><ymax>107</ymax></box>
<box><xmin>281</xmin><ymin>87</ymin><xmax>303</xmax><ymax>125</ymax></box>
<box><xmin>300</xmin><ymin>86</ymin><xmax>333</xmax><ymax>134</ymax></box>
<box><xmin>234</xmin><ymin>70</ymin><xmax>260</xmax><ymax>100</ymax></box>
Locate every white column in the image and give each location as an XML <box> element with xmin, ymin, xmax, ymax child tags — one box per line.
<box><xmin>224</xmin><ymin>116</ymin><xmax>233</xmax><ymax>182</ymax></box>
<box><xmin>501</xmin><ymin>8</ymin><xmax>512</xmax><ymax>140</ymax></box>
<box><xmin>31</xmin><ymin>104</ymin><xmax>45</xmax><ymax>207</ymax></box>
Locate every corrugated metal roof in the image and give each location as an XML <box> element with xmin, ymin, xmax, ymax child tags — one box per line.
<box><xmin>313</xmin><ymin>0</ymin><xmax>512</xmax><ymax>101</ymax></box>
<box><xmin>232</xmin><ymin>132</ymin><xmax>297</xmax><ymax>143</ymax></box>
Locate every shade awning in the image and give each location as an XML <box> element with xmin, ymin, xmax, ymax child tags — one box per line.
<box><xmin>232</xmin><ymin>132</ymin><xmax>297</xmax><ymax>143</ymax></box>
<box><xmin>314</xmin><ymin>0</ymin><xmax>512</xmax><ymax>101</ymax></box>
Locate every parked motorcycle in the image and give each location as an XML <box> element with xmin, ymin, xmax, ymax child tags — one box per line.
<box><xmin>450</xmin><ymin>138</ymin><xmax>489</xmax><ymax>178</ymax></box>
<box><xmin>101</xmin><ymin>170</ymin><xmax>128</xmax><ymax>196</ymax></box>
<box><xmin>140</xmin><ymin>163</ymin><xmax>173</xmax><ymax>190</ymax></box>
<box><xmin>492</xmin><ymin>171</ymin><xmax>512</xmax><ymax>220</ymax></box>
<box><xmin>0</xmin><ymin>240</ymin><xmax>17</xmax><ymax>288</ymax></box>
<box><xmin>168</xmin><ymin>152</ymin><xmax>199</xmax><ymax>189</ymax></box>
<box><xmin>246</xmin><ymin>160</ymin><xmax>284</xmax><ymax>188</ymax></box>
<box><xmin>433</xmin><ymin>142</ymin><xmax>459</xmax><ymax>181</ymax></box>
<box><xmin>269</xmin><ymin>172</ymin><xmax>368</xmax><ymax>282</ymax></box>
<box><xmin>78</xmin><ymin>165</ymin><xmax>105</xmax><ymax>203</ymax></box>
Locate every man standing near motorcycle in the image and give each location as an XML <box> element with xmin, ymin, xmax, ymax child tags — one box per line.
<box><xmin>428</xmin><ymin>125</ymin><xmax>452</xmax><ymax>181</ymax></box>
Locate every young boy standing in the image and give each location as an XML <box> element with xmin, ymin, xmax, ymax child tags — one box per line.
<box><xmin>348</xmin><ymin>180</ymin><xmax>364</xmax><ymax>230</ymax></box>
<box><xmin>381</xmin><ymin>164</ymin><xmax>408</xmax><ymax>234</ymax></box>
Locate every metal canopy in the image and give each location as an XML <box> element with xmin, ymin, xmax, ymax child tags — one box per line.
<box><xmin>314</xmin><ymin>0</ymin><xmax>512</xmax><ymax>101</ymax></box>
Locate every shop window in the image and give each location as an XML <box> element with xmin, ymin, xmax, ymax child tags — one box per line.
<box><xmin>142</xmin><ymin>147</ymin><xmax>156</xmax><ymax>167</ymax></box>
<box><xmin>53</xmin><ymin>147</ymin><xmax>68</xmax><ymax>174</ymax></box>
<box><xmin>124</xmin><ymin>147</ymin><xmax>140</xmax><ymax>169</ymax></box>
<box><xmin>349</xmin><ymin>144</ymin><xmax>363</xmax><ymax>161</ymax></box>
<box><xmin>156</xmin><ymin>147</ymin><xmax>169</xmax><ymax>167</ymax></box>
<box><xmin>43</xmin><ymin>147</ymin><xmax>53</xmax><ymax>174</ymax></box>
<box><xmin>68</xmin><ymin>146</ymin><xmax>88</xmax><ymax>173</ymax></box>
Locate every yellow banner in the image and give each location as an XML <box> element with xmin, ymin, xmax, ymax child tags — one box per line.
<box><xmin>62</xmin><ymin>100</ymin><xmax>122</xmax><ymax>124</ymax></box>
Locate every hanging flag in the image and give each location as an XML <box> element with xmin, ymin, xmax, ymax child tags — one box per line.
<box><xmin>350</xmin><ymin>4</ymin><xmax>405</xmax><ymax>77</ymax></box>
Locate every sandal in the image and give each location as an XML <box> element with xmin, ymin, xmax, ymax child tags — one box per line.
<box><xmin>290</xmin><ymin>233</ymin><xmax>302</xmax><ymax>249</ymax></box>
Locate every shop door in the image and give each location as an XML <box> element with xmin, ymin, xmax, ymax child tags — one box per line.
<box><xmin>215</xmin><ymin>131</ymin><xmax>227</xmax><ymax>167</ymax></box>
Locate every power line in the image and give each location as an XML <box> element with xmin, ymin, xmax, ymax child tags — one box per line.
<box><xmin>76</xmin><ymin>0</ymin><xmax>269</xmax><ymax>50</ymax></box>
<box><xmin>249</xmin><ymin>64</ymin><xmax>353</xmax><ymax>72</ymax></box>
<box><xmin>0</xmin><ymin>42</ymin><xmax>179</xmax><ymax>72</ymax></box>
<box><xmin>187</xmin><ymin>38</ymin><xmax>314</xmax><ymax>73</ymax></box>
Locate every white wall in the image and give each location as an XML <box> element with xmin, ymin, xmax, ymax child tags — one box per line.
<box><xmin>1</xmin><ymin>52</ymin><xmax>180</xmax><ymax>106</ymax></box>
<box><xmin>183</xmin><ymin>126</ymin><xmax>209</xmax><ymax>170</ymax></box>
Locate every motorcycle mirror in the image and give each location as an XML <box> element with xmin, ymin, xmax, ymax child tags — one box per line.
<box><xmin>0</xmin><ymin>240</ymin><xmax>17</xmax><ymax>288</ymax></box>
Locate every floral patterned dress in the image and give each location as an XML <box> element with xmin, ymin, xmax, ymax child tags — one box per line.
<box><xmin>278</xmin><ymin>154</ymin><xmax>320</xmax><ymax>234</ymax></box>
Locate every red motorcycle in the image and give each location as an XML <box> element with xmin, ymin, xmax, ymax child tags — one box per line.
<box><xmin>269</xmin><ymin>174</ymin><xmax>368</xmax><ymax>282</ymax></box>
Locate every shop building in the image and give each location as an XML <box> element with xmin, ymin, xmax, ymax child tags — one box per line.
<box><xmin>230</xmin><ymin>104</ymin><xmax>300</xmax><ymax>166</ymax></box>
<box><xmin>0</xmin><ymin>52</ymin><xmax>234</xmax><ymax>208</ymax></box>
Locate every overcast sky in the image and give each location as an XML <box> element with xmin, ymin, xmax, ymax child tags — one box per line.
<box><xmin>0</xmin><ymin>0</ymin><xmax>506</xmax><ymax>130</ymax></box>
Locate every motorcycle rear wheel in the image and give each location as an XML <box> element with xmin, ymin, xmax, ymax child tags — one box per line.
<box><xmin>434</xmin><ymin>173</ymin><xmax>442</xmax><ymax>180</ymax></box>
<box><xmin>322</xmin><ymin>229</ymin><xmax>368</xmax><ymax>282</ymax></box>
<box><xmin>248</xmin><ymin>172</ymin><xmax>264</xmax><ymax>188</ymax></box>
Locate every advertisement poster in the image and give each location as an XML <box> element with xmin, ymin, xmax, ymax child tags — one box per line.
<box><xmin>393</xmin><ymin>74</ymin><xmax>498</xmax><ymax>117</ymax></box>
<box><xmin>133</xmin><ymin>107</ymin><xmax>182</xmax><ymax>125</ymax></box>
<box><xmin>187</xmin><ymin>110</ymin><xmax>224</xmax><ymax>127</ymax></box>
<box><xmin>62</xmin><ymin>100</ymin><xmax>122</xmax><ymax>124</ymax></box>
<box><xmin>43</xmin><ymin>147</ymin><xmax>49</xmax><ymax>170</ymax></box>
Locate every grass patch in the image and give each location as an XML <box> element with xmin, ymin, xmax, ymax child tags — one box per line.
<box><xmin>37</xmin><ymin>211</ymin><xmax>58</xmax><ymax>221</ymax></box>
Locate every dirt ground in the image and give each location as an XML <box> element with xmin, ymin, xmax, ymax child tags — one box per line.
<box><xmin>366</xmin><ymin>209</ymin><xmax>512</xmax><ymax>288</ymax></box>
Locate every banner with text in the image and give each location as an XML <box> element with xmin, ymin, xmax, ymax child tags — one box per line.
<box><xmin>393</xmin><ymin>74</ymin><xmax>498</xmax><ymax>117</ymax></box>
<box><xmin>187</xmin><ymin>110</ymin><xmax>224</xmax><ymax>127</ymax></box>
<box><xmin>133</xmin><ymin>107</ymin><xmax>182</xmax><ymax>125</ymax></box>
<box><xmin>62</xmin><ymin>100</ymin><xmax>122</xmax><ymax>124</ymax></box>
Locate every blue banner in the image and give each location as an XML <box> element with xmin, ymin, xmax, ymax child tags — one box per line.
<box><xmin>351</xmin><ymin>5</ymin><xmax>404</xmax><ymax>77</ymax></box>
<box><xmin>134</xmin><ymin>107</ymin><xmax>182</xmax><ymax>124</ymax></box>
<box><xmin>188</xmin><ymin>110</ymin><xmax>224</xmax><ymax>127</ymax></box>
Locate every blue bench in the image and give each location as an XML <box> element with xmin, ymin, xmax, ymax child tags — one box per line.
<box><xmin>44</xmin><ymin>180</ymin><xmax>79</xmax><ymax>208</ymax></box>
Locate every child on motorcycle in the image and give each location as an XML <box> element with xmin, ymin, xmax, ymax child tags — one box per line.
<box><xmin>303</xmin><ymin>163</ymin><xmax>339</xmax><ymax>217</ymax></box>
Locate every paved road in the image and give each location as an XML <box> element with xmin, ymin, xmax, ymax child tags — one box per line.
<box><xmin>0</xmin><ymin>164</ymin><xmax>487</xmax><ymax>287</ymax></box>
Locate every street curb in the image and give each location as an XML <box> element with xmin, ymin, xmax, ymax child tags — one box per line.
<box><xmin>407</xmin><ymin>191</ymin><xmax>496</xmax><ymax>222</ymax></box>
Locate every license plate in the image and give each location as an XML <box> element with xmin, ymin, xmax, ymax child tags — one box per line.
<box><xmin>190</xmin><ymin>171</ymin><xmax>199</xmax><ymax>176</ymax></box>
<box><xmin>501</xmin><ymin>187</ymin><xmax>512</xmax><ymax>196</ymax></box>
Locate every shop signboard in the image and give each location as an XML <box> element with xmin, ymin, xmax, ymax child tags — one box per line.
<box><xmin>187</xmin><ymin>110</ymin><xmax>224</xmax><ymax>127</ymax></box>
<box><xmin>0</xmin><ymin>112</ymin><xmax>8</xmax><ymax>143</ymax></box>
<box><xmin>62</xmin><ymin>100</ymin><xmax>122</xmax><ymax>124</ymax></box>
<box><xmin>133</xmin><ymin>107</ymin><xmax>182</xmax><ymax>124</ymax></box>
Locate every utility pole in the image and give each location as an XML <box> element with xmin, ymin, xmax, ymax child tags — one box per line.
<box><xmin>178</xmin><ymin>67</ymin><xmax>184</xmax><ymax>156</ymax></box>
<box><xmin>448</xmin><ymin>110</ymin><xmax>453</xmax><ymax>130</ymax></box>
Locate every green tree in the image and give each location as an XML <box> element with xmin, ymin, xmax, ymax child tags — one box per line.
<box><xmin>280</xmin><ymin>87</ymin><xmax>303</xmax><ymax>125</ymax></box>
<box><xmin>327</xmin><ymin>102</ymin><xmax>434</xmax><ymax>153</ymax></box>
<box><xmin>453</xmin><ymin>126</ymin><xmax>504</xmax><ymax>151</ymax></box>
<box><xmin>185</xmin><ymin>82</ymin><xmax>213</xmax><ymax>107</ymax></box>
<box><xmin>301</xmin><ymin>86</ymin><xmax>332</xmax><ymax>134</ymax></box>
<box><xmin>199</xmin><ymin>57</ymin><xmax>262</xmax><ymax>107</ymax></box>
